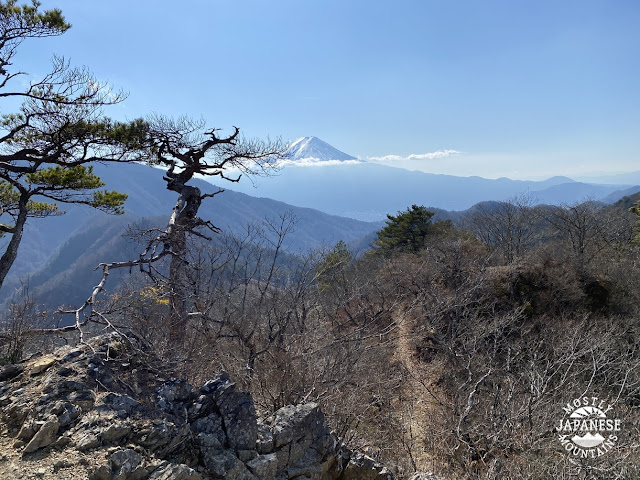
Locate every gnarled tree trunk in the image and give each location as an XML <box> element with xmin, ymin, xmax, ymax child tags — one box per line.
<box><xmin>0</xmin><ymin>192</ymin><xmax>29</xmax><ymax>289</ymax></box>
<box><xmin>165</xmin><ymin>178</ymin><xmax>202</xmax><ymax>333</ymax></box>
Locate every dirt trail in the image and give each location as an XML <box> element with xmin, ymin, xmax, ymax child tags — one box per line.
<box><xmin>392</xmin><ymin>310</ymin><xmax>446</xmax><ymax>476</ymax></box>
<box><xmin>0</xmin><ymin>433</ymin><xmax>107</xmax><ymax>479</ymax></box>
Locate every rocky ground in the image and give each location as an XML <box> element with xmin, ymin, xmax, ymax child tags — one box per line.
<box><xmin>0</xmin><ymin>333</ymin><xmax>394</xmax><ymax>480</ymax></box>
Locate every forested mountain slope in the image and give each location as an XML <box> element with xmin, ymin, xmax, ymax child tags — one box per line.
<box><xmin>1</xmin><ymin>162</ymin><xmax>382</xmax><ymax>308</ymax></box>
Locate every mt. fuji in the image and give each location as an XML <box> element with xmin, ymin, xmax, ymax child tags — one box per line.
<box><xmin>286</xmin><ymin>137</ymin><xmax>359</xmax><ymax>162</ymax></box>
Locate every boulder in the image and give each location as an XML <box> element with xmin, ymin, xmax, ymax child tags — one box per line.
<box><xmin>200</xmin><ymin>372</ymin><xmax>258</xmax><ymax>452</ymax></box>
<box><xmin>111</xmin><ymin>448</ymin><xmax>147</xmax><ymax>480</ymax></box>
<box><xmin>23</xmin><ymin>417</ymin><xmax>59</xmax><ymax>453</ymax></box>
<box><xmin>149</xmin><ymin>462</ymin><xmax>201</xmax><ymax>480</ymax></box>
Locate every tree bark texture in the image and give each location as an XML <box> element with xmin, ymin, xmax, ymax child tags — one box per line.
<box><xmin>0</xmin><ymin>192</ymin><xmax>29</xmax><ymax>289</ymax></box>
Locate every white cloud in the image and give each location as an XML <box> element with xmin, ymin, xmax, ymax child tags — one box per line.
<box><xmin>367</xmin><ymin>149</ymin><xmax>461</xmax><ymax>163</ymax></box>
<box><xmin>276</xmin><ymin>158</ymin><xmax>363</xmax><ymax>167</ymax></box>
<box><xmin>270</xmin><ymin>150</ymin><xmax>463</xmax><ymax>170</ymax></box>
<box><xmin>407</xmin><ymin>150</ymin><xmax>461</xmax><ymax>160</ymax></box>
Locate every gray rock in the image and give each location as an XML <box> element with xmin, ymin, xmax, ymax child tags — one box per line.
<box><xmin>203</xmin><ymin>449</ymin><xmax>237</xmax><ymax>477</ymax></box>
<box><xmin>57</xmin><ymin>379</ymin><xmax>90</xmax><ymax>393</ymax></box>
<box><xmin>246</xmin><ymin>453</ymin><xmax>278</xmax><ymax>479</ymax></box>
<box><xmin>287</xmin><ymin>461</ymin><xmax>326</xmax><ymax>480</ymax></box>
<box><xmin>157</xmin><ymin>424</ymin><xmax>191</xmax><ymax>457</ymax></box>
<box><xmin>101</xmin><ymin>423</ymin><xmax>132</xmax><ymax>443</ymax></box>
<box><xmin>111</xmin><ymin>448</ymin><xmax>146</xmax><ymax>480</ymax></box>
<box><xmin>187</xmin><ymin>398</ymin><xmax>207</xmax><ymax>419</ymax></box>
<box><xmin>222</xmin><ymin>460</ymin><xmax>257</xmax><ymax>480</ymax></box>
<box><xmin>60</xmin><ymin>347</ymin><xmax>84</xmax><ymax>363</ymax></box>
<box><xmin>127</xmin><ymin>466</ymin><xmax>149</xmax><ymax>480</ymax></box>
<box><xmin>237</xmin><ymin>448</ymin><xmax>258</xmax><ymax>462</ymax></box>
<box><xmin>2</xmin><ymin>398</ymin><xmax>31</xmax><ymax>428</ymax></box>
<box><xmin>288</xmin><ymin>433</ymin><xmax>314</xmax><ymax>467</ymax></box>
<box><xmin>273</xmin><ymin>445</ymin><xmax>290</xmax><ymax>473</ymax></box>
<box><xmin>341</xmin><ymin>452</ymin><xmax>393</xmax><ymax>480</ymax></box>
<box><xmin>74</xmin><ymin>431</ymin><xmax>101</xmax><ymax>451</ymax></box>
<box><xmin>149</xmin><ymin>463</ymin><xmax>201</xmax><ymax>480</ymax></box>
<box><xmin>256</xmin><ymin>423</ymin><xmax>274</xmax><ymax>454</ymax></box>
<box><xmin>52</xmin><ymin>435</ymin><xmax>72</xmax><ymax>448</ymax></box>
<box><xmin>88</xmin><ymin>464</ymin><xmax>111</xmax><ymax>480</ymax></box>
<box><xmin>12</xmin><ymin>439</ymin><xmax>25</xmax><ymax>449</ymax></box>
<box><xmin>135</xmin><ymin>421</ymin><xmax>173</xmax><ymax>450</ymax></box>
<box><xmin>55</xmin><ymin>366</ymin><xmax>76</xmax><ymax>377</ymax></box>
<box><xmin>48</xmin><ymin>401</ymin><xmax>80</xmax><ymax>427</ymax></box>
<box><xmin>0</xmin><ymin>364</ymin><xmax>23</xmax><ymax>381</ymax></box>
<box><xmin>192</xmin><ymin>412</ymin><xmax>224</xmax><ymax>438</ymax></box>
<box><xmin>200</xmin><ymin>372</ymin><xmax>258</xmax><ymax>452</ymax></box>
<box><xmin>23</xmin><ymin>417</ymin><xmax>59</xmax><ymax>453</ymax></box>
<box><xmin>202</xmin><ymin>449</ymin><xmax>256</xmax><ymax>479</ymax></box>
<box><xmin>270</xmin><ymin>403</ymin><xmax>324</xmax><ymax>449</ymax></box>
<box><xmin>156</xmin><ymin>380</ymin><xmax>192</xmax><ymax>414</ymax></box>
<box><xmin>16</xmin><ymin>418</ymin><xmax>36</xmax><ymax>440</ymax></box>
<box><xmin>196</xmin><ymin>432</ymin><xmax>224</xmax><ymax>450</ymax></box>
<box><xmin>65</xmin><ymin>389</ymin><xmax>96</xmax><ymax>410</ymax></box>
<box><xmin>96</xmin><ymin>393</ymin><xmax>140</xmax><ymax>415</ymax></box>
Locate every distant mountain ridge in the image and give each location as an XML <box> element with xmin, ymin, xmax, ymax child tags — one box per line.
<box><xmin>226</xmin><ymin>138</ymin><xmax>639</xmax><ymax>221</ymax></box>
<box><xmin>231</xmin><ymin>160</ymin><xmax>638</xmax><ymax>221</ymax></box>
<box><xmin>575</xmin><ymin>171</ymin><xmax>640</xmax><ymax>185</ymax></box>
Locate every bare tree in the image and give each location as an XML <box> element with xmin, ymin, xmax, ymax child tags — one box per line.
<box><xmin>140</xmin><ymin>116</ymin><xmax>285</xmax><ymax>327</ymax></box>
<box><xmin>465</xmin><ymin>193</ymin><xmax>543</xmax><ymax>264</ymax></box>
<box><xmin>58</xmin><ymin>116</ymin><xmax>286</xmax><ymax>342</ymax></box>
<box><xmin>546</xmin><ymin>201</ymin><xmax>610</xmax><ymax>272</ymax></box>
<box><xmin>0</xmin><ymin>279</ymin><xmax>41</xmax><ymax>362</ymax></box>
<box><xmin>394</xmin><ymin>237</ymin><xmax>640</xmax><ymax>479</ymax></box>
<box><xmin>186</xmin><ymin>212</ymin><xmax>309</xmax><ymax>382</ymax></box>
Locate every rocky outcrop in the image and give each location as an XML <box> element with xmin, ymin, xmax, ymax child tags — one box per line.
<box><xmin>0</xmin><ymin>334</ymin><xmax>392</xmax><ymax>479</ymax></box>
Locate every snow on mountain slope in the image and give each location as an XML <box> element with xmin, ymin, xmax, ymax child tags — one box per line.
<box><xmin>287</xmin><ymin>136</ymin><xmax>359</xmax><ymax>162</ymax></box>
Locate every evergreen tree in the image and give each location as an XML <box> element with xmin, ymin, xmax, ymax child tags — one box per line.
<box><xmin>316</xmin><ymin>240</ymin><xmax>352</xmax><ymax>291</ymax></box>
<box><xmin>0</xmin><ymin>1</ymin><xmax>149</xmax><ymax>288</ymax></box>
<box><xmin>374</xmin><ymin>204</ymin><xmax>436</xmax><ymax>252</ymax></box>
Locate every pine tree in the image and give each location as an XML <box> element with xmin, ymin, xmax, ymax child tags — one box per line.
<box><xmin>316</xmin><ymin>240</ymin><xmax>352</xmax><ymax>291</ymax></box>
<box><xmin>0</xmin><ymin>1</ymin><xmax>149</xmax><ymax>287</ymax></box>
<box><xmin>374</xmin><ymin>204</ymin><xmax>436</xmax><ymax>252</ymax></box>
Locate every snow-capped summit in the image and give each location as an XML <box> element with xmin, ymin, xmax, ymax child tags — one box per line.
<box><xmin>286</xmin><ymin>137</ymin><xmax>358</xmax><ymax>162</ymax></box>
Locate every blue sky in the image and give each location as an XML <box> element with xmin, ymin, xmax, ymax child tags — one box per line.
<box><xmin>16</xmin><ymin>0</ymin><xmax>640</xmax><ymax>179</ymax></box>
